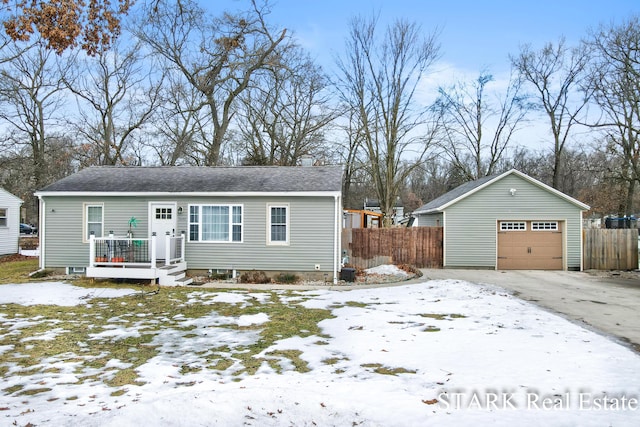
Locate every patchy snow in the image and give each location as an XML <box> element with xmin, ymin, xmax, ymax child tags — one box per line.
<box><xmin>237</xmin><ymin>312</ymin><xmax>270</xmax><ymax>326</ymax></box>
<box><xmin>0</xmin><ymin>279</ymin><xmax>639</xmax><ymax>426</ymax></box>
<box><xmin>365</xmin><ymin>264</ymin><xmax>409</xmax><ymax>276</ymax></box>
<box><xmin>0</xmin><ymin>282</ymin><xmax>136</xmax><ymax>306</ymax></box>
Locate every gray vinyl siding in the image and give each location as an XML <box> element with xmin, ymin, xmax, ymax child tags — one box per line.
<box><xmin>184</xmin><ymin>196</ymin><xmax>336</xmax><ymax>272</ymax></box>
<box><xmin>42</xmin><ymin>196</ymin><xmax>151</xmax><ymax>268</ymax></box>
<box><xmin>0</xmin><ymin>189</ymin><xmax>21</xmax><ymax>255</ymax></box>
<box><xmin>414</xmin><ymin>213</ymin><xmax>442</xmax><ymax>227</ymax></box>
<box><xmin>42</xmin><ymin>195</ymin><xmax>337</xmax><ymax>272</ymax></box>
<box><xmin>443</xmin><ymin>174</ymin><xmax>584</xmax><ymax>270</ymax></box>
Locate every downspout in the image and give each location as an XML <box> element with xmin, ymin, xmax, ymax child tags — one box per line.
<box><xmin>39</xmin><ymin>196</ymin><xmax>45</xmax><ymax>269</ymax></box>
<box><xmin>579</xmin><ymin>211</ymin><xmax>584</xmax><ymax>271</ymax></box>
<box><xmin>442</xmin><ymin>211</ymin><xmax>446</xmax><ymax>268</ymax></box>
<box><xmin>28</xmin><ymin>196</ymin><xmax>46</xmax><ymax>277</ymax></box>
<box><xmin>333</xmin><ymin>194</ymin><xmax>340</xmax><ymax>285</ymax></box>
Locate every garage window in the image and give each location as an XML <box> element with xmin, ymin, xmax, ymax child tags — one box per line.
<box><xmin>532</xmin><ymin>221</ymin><xmax>558</xmax><ymax>231</ymax></box>
<box><xmin>500</xmin><ymin>221</ymin><xmax>526</xmax><ymax>231</ymax></box>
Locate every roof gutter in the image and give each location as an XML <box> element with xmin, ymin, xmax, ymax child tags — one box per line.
<box><xmin>34</xmin><ymin>191</ymin><xmax>342</xmax><ymax>198</ymax></box>
<box><xmin>412</xmin><ymin>208</ymin><xmax>442</xmax><ymax>215</ymax></box>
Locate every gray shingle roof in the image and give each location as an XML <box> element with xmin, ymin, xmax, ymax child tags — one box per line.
<box><xmin>413</xmin><ymin>173</ymin><xmax>499</xmax><ymax>213</ymax></box>
<box><xmin>37</xmin><ymin>166</ymin><xmax>343</xmax><ymax>193</ymax></box>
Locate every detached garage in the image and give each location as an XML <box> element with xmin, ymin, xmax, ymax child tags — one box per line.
<box><xmin>412</xmin><ymin>169</ymin><xmax>590</xmax><ymax>271</ymax></box>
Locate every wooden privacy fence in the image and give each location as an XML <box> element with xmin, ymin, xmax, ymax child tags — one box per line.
<box><xmin>342</xmin><ymin>227</ymin><xmax>443</xmax><ymax>269</ymax></box>
<box><xmin>583</xmin><ymin>228</ymin><xmax>638</xmax><ymax>270</ymax></box>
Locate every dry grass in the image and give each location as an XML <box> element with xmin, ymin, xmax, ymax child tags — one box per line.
<box><xmin>0</xmin><ymin>277</ymin><xmax>334</xmax><ymax>392</ymax></box>
<box><xmin>0</xmin><ymin>258</ymin><xmax>39</xmax><ymax>283</ymax></box>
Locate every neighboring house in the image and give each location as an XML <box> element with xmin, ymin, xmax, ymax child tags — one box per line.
<box><xmin>35</xmin><ymin>166</ymin><xmax>344</xmax><ymax>284</ymax></box>
<box><xmin>363</xmin><ymin>198</ymin><xmax>404</xmax><ymax>224</ymax></box>
<box><xmin>412</xmin><ymin>169</ymin><xmax>590</xmax><ymax>271</ymax></box>
<box><xmin>0</xmin><ymin>188</ymin><xmax>23</xmax><ymax>256</ymax></box>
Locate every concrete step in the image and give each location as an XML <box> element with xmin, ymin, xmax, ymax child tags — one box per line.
<box><xmin>174</xmin><ymin>276</ymin><xmax>193</xmax><ymax>286</ymax></box>
<box><xmin>157</xmin><ymin>262</ymin><xmax>189</xmax><ymax>286</ymax></box>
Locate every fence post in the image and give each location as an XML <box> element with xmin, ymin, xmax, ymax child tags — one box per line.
<box><xmin>181</xmin><ymin>231</ymin><xmax>186</xmax><ymax>262</ymax></box>
<box><xmin>165</xmin><ymin>231</ymin><xmax>171</xmax><ymax>266</ymax></box>
<box><xmin>108</xmin><ymin>231</ymin><xmax>114</xmax><ymax>261</ymax></box>
<box><xmin>151</xmin><ymin>232</ymin><xmax>157</xmax><ymax>269</ymax></box>
<box><xmin>89</xmin><ymin>232</ymin><xmax>95</xmax><ymax>267</ymax></box>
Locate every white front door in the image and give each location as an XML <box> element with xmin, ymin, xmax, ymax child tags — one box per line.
<box><xmin>150</xmin><ymin>203</ymin><xmax>177</xmax><ymax>259</ymax></box>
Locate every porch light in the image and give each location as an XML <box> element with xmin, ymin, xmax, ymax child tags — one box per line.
<box><xmin>509</xmin><ymin>188</ymin><xmax>517</xmax><ymax>196</ymax></box>
<box><xmin>178</xmin><ymin>206</ymin><xmax>183</xmax><ymax>214</ymax></box>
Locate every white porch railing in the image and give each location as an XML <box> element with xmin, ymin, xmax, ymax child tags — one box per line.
<box><xmin>89</xmin><ymin>231</ymin><xmax>186</xmax><ymax>268</ymax></box>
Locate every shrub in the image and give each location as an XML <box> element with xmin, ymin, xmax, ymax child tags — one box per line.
<box><xmin>275</xmin><ymin>273</ymin><xmax>299</xmax><ymax>284</ymax></box>
<box><xmin>239</xmin><ymin>270</ymin><xmax>271</xmax><ymax>284</ymax></box>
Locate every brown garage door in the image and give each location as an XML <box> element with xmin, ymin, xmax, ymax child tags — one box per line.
<box><xmin>497</xmin><ymin>221</ymin><xmax>563</xmax><ymax>270</ymax></box>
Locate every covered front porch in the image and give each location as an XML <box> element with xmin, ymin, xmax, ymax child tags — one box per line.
<box><xmin>86</xmin><ymin>232</ymin><xmax>192</xmax><ymax>286</ymax></box>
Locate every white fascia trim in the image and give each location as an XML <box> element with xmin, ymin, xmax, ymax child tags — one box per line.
<box><xmin>34</xmin><ymin>191</ymin><xmax>341</xmax><ymax>198</ymax></box>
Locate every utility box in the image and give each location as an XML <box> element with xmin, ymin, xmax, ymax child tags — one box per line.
<box><xmin>340</xmin><ymin>268</ymin><xmax>356</xmax><ymax>282</ymax></box>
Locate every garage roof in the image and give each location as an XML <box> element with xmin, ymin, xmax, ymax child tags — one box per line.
<box><xmin>413</xmin><ymin>169</ymin><xmax>590</xmax><ymax>214</ymax></box>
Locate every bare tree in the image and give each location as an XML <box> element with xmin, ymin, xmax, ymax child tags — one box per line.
<box><xmin>511</xmin><ymin>38</ymin><xmax>591</xmax><ymax>190</ymax></box>
<box><xmin>406</xmin><ymin>159</ymin><xmax>451</xmax><ymax>206</ymax></box>
<box><xmin>585</xmin><ymin>16</ymin><xmax>640</xmax><ymax>215</ymax></box>
<box><xmin>0</xmin><ymin>39</ymin><xmax>75</xmax><ymax>222</ymax></box>
<box><xmin>236</xmin><ymin>46</ymin><xmax>337</xmax><ymax>165</ymax></box>
<box><xmin>146</xmin><ymin>72</ymin><xmax>212</xmax><ymax>165</ymax></box>
<box><xmin>0</xmin><ymin>39</ymin><xmax>71</xmax><ymax>190</ymax></box>
<box><xmin>575</xmin><ymin>148</ymin><xmax>631</xmax><ymax>216</ymax></box>
<box><xmin>0</xmin><ymin>135</ymin><xmax>77</xmax><ymax>222</ymax></box>
<box><xmin>64</xmin><ymin>39</ymin><xmax>164</xmax><ymax>166</ymax></box>
<box><xmin>336</xmin><ymin>15</ymin><xmax>440</xmax><ymax>226</ymax></box>
<box><xmin>135</xmin><ymin>0</ymin><xmax>287</xmax><ymax>166</ymax></box>
<box><xmin>434</xmin><ymin>71</ymin><xmax>529</xmax><ymax>181</ymax></box>
<box><xmin>339</xmin><ymin>108</ymin><xmax>367</xmax><ymax>209</ymax></box>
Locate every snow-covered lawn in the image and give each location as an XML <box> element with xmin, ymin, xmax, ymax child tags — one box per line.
<box><xmin>1</xmin><ymin>275</ymin><xmax>639</xmax><ymax>426</ymax></box>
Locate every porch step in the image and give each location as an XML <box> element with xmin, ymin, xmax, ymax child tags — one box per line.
<box><xmin>157</xmin><ymin>262</ymin><xmax>191</xmax><ymax>287</ymax></box>
<box><xmin>174</xmin><ymin>276</ymin><xmax>193</xmax><ymax>286</ymax></box>
<box><xmin>87</xmin><ymin>261</ymin><xmax>190</xmax><ymax>286</ymax></box>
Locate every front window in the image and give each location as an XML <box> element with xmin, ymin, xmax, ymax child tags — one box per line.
<box><xmin>268</xmin><ymin>204</ymin><xmax>289</xmax><ymax>245</ymax></box>
<box><xmin>0</xmin><ymin>208</ymin><xmax>6</xmax><ymax>227</ymax></box>
<box><xmin>85</xmin><ymin>204</ymin><xmax>103</xmax><ymax>241</ymax></box>
<box><xmin>189</xmin><ymin>204</ymin><xmax>242</xmax><ymax>242</ymax></box>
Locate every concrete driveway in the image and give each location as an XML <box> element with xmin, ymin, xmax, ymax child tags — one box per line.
<box><xmin>420</xmin><ymin>269</ymin><xmax>640</xmax><ymax>352</ymax></box>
